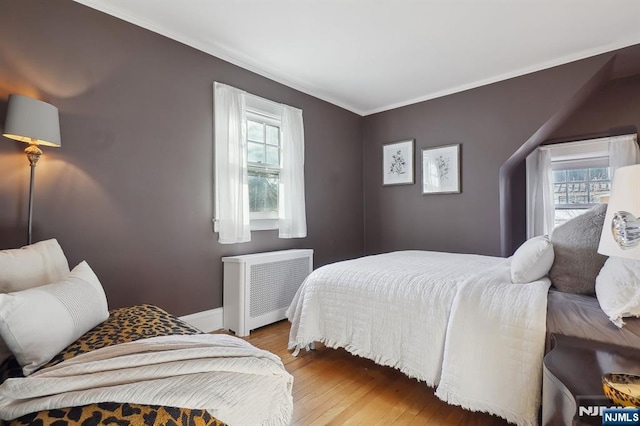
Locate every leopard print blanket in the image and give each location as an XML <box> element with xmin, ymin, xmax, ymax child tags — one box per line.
<box><xmin>0</xmin><ymin>304</ymin><xmax>225</xmax><ymax>426</ymax></box>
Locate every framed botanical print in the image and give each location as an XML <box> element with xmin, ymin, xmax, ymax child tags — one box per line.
<box><xmin>421</xmin><ymin>144</ymin><xmax>461</xmax><ymax>194</ymax></box>
<box><xmin>382</xmin><ymin>139</ymin><xmax>414</xmax><ymax>186</ymax></box>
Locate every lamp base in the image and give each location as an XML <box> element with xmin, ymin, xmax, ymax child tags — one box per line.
<box><xmin>612</xmin><ymin>211</ymin><xmax>640</xmax><ymax>249</ymax></box>
<box><xmin>24</xmin><ymin>143</ymin><xmax>42</xmax><ymax>167</ymax></box>
<box><xmin>25</xmin><ymin>143</ymin><xmax>41</xmax><ymax>167</ymax></box>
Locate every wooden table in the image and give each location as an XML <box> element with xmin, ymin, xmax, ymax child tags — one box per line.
<box><xmin>542</xmin><ymin>334</ymin><xmax>640</xmax><ymax>425</ymax></box>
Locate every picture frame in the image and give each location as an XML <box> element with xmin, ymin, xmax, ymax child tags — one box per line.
<box><xmin>421</xmin><ymin>144</ymin><xmax>461</xmax><ymax>195</ymax></box>
<box><xmin>382</xmin><ymin>139</ymin><xmax>415</xmax><ymax>186</ymax></box>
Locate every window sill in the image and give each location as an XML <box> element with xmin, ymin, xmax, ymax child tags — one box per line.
<box><xmin>250</xmin><ymin>218</ymin><xmax>279</xmax><ymax>231</ymax></box>
<box><xmin>213</xmin><ymin>218</ymin><xmax>279</xmax><ymax>233</ymax></box>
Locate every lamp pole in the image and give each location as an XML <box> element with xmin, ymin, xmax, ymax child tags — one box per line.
<box><xmin>25</xmin><ymin>142</ymin><xmax>42</xmax><ymax>245</ymax></box>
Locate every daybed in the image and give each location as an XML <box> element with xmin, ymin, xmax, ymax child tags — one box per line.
<box><xmin>287</xmin><ymin>204</ymin><xmax>640</xmax><ymax>426</ymax></box>
<box><xmin>0</xmin><ymin>239</ymin><xmax>293</xmax><ymax>426</ymax></box>
<box><xmin>0</xmin><ymin>304</ymin><xmax>227</xmax><ymax>425</ymax></box>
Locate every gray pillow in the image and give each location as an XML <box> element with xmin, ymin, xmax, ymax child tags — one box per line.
<box><xmin>549</xmin><ymin>204</ymin><xmax>608</xmax><ymax>295</ymax></box>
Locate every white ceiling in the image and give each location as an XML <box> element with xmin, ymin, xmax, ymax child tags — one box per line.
<box><xmin>75</xmin><ymin>0</ymin><xmax>640</xmax><ymax>116</ymax></box>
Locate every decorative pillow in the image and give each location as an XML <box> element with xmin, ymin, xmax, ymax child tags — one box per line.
<box><xmin>511</xmin><ymin>235</ymin><xmax>555</xmax><ymax>283</ymax></box>
<box><xmin>0</xmin><ymin>239</ymin><xmax>70</xmax><ymax>364</ymax></box>
<box><xmin>549</xmin><ymin>204</ymin><xmax>608</xmax><ymax>294</ymax></box>
<box><xmin>0</xmin><ymin>261</ymin><xmax>109</xmax><ymax>376</ymax></box>
<box><xmin>595</xmin><ymin>257</ymin><xmax>640</xmax><ymax>328</ymax></box>
<box><xmin>0</xmin><ymin>239</ymin><xmax>70</xmax><ymax>292</ymax></box>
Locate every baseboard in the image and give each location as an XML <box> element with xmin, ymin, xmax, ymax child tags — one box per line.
<box><xmin>179</xmin><ymin>307</ymin><xmax>223</xmax><ymax>332</ymax></box>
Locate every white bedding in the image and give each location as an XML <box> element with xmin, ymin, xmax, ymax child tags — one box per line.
<box><xmin>436</xmin><ymin>260</ymin><xmax>550</xmax><ymax>426</ymax></box>
<box><xmin>287</xmin><ymin>250</ymin><xmax>551</xmax><ymax>426</ymax></box>
<box><xmin>287</xmin><ymin>250</ymin><xmax>502</xmax><ymax>385</ymax></box>
<box><xmin>0</xmin><ymin>334</ymin><xmax>293</xmax><ymax>426</ymax></box>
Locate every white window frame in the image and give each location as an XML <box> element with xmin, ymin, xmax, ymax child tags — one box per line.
<box><xmin>549</xmin><ymin>139</ymin><xmax>610</xmax><ymax>210</ymax></box>
<box><xmin>544</xmin><ymin>138</ymin><xmax>610</xmax><ymax>228</ymax></box>
<box><xmin>551</xmin><ymin>158</ymin><xmax>610</xmax><ymax>209</ymax></box>
<box><xmin>245</xmin><ymin>95</ymin><xmax>283</xmax><ymax>231</ymax></box>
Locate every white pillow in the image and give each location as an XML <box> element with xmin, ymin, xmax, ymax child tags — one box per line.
<box><xmin>0</xmin><ymin>261</ymin><xmax>109</xmax><ymax>375</ymax></box>
<box><xmin>511</xmin><ymin>235</ymin><xmax>555</xmax><ymax>283</ymax></box>
<box><xmin>0</xmin><ymin>239</ymin><xmax>70</xmax><ymax>292</ymax></box>
<box><xmin>595</xmin><ymin>257</ymin><xmax>640</xmax><ymax>328</ymax></box>
<box><xmin>0</xmin><ymin>239</ymin><xmax>70</xmax><ymax>364</ymax></box>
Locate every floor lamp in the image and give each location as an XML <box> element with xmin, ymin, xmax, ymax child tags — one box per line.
<box><xmin>3</xmin><ymin>94</ymin><xmax>61</xmax><ymax>245</ymax></box>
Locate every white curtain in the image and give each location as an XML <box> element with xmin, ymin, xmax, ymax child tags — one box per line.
<box><xmin>214</xmin><ymin>82</ymin><xmax>251</xmax><ymax>244</ymax></box>
<box><xmin>279</xmin><ymin>105</ymin><xmax>307</xmax><ymax>238</ymax></box>
<box><xmin>526</xmin><ymin>148</ymin><xmax>554</xmax><ymax>238</ymax></box>
<box><xmin>609</xmin><ymin>134</ymin><xmax>639</xmax><ymax>178</ymax></box>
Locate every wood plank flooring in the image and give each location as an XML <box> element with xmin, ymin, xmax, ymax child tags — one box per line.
<box><xmin>238</xmin><ymin>320</ymin><xmax>510</xmax><ymax>425</ymax></box>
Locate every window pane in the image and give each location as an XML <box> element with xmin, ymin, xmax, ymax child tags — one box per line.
<box><xmin>589</xmin><ymin>181</ymin><xmax>611</xmax><ymax>203</ymax></box>
<box><xmin>567</xmin><ymin>169</ymin><xmax>586</xmax><ymax>182</ymax></box>
<box><xmin>553</xmin><ymin>183</ymin><xmax>567</xmax><ymax>204</ymax></box>
<box><xmin>553</xmin><ymin>165</ymin><xmax>611</xmax><ymax>227</ymax></box>
<box><xmin>248</xmin><ymin>141</ymin><xmax>265</xmax><ymax>163</ymax></box>
<box><xmin>553</xmin><ymin>170</ymin><xmax>566</xmax><ymax>183</ymax></box>
<box><xmin>248</xmin><ymin>170</ymin><xmax>279</xmax><ymax>213</ymax></box>
<box><xmin>265</xmin><ymin>146</ymin><xmax>279</xmax><ymax>166</ymax></box>
<box><xmin>247</xmin><ymin>120</ymin><xmax>264</xmax><ymax>142</ymax></box>
<box><xmin>589</xmin><ymin>167</ymin><xmax>610</xmax><ymax>181</ymax></box>
<box><xmin>567</xmin><ymin>182</ymin><xmax>587</xmax><ymax>204</ymax></box>
<box><xmin>266</xmin><ymin>125</ymin><xmax>279</xmax><ymax>146</ymax></box>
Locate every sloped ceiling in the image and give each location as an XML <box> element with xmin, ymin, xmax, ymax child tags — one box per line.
<box><xmin>74</xmin><ymin>0</ymin><xmax>640</xmax><ymax>116</ymax></box>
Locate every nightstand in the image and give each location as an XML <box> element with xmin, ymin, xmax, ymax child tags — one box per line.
<box><xmin>542</xmin><ymin>334</ymin><xmax>640</xmax><ymax>425</ymax></box>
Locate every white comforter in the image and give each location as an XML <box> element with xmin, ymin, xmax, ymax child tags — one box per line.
<box><xmin>0</xmin><ymin>334</ymin><xmax>293</xmax><ymax>426</ymax></box>
<box><xmin>287</xmin><ymin>250</ymin><xmax>550</xmax><ymax>426</ymax></box>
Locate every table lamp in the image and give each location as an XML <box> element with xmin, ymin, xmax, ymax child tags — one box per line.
<box><xmin>2</xmin><ymin>94</ymin><xmax>61</xmax><ymax>245</ymax></box>
<box><xmin>598</xmin><ymin>164</ymin><xmax>640</xmax><ymax>258</ymax></box>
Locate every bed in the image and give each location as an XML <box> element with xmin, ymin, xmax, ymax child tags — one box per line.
<box><xmin>0</xmin><ymin>239</ymin><xmax>293</xmax><ymax>426</ymax></box>
<box><xmin>287</xmin><ymin>207</ymin><xmax>640</xmax><ymax>426</ymax></box>
<box><xmin>0</xmin><ymin>304</ymin><xmax>224</xmax><ymax>425</ymax></box>
<box><xmin>287</xmin><ymin>249</ymin><xmax>551</xmax><ymax>426</ymax></box>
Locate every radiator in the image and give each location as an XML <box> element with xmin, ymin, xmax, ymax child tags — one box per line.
<box><xmin>222</xmin><ymin>249</ymin><xmax>313</xmax><ymax>336</ymax></box>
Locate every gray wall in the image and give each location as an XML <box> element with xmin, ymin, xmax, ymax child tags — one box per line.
<box><xmin>2</xmin><ymin>1</ymin><xmax>639</xmax><ymax>317</ymax></box>
<box><xmin>362</xmin><ymin>54</ymin><xmax>614</xmax><ymax>257</ymax></box>
<box><xmin>550</xmin><ymin>73</ymin><xmax>640</xmax><ymax>141</ymax></box>
<box><xmin>0</xmin><ymin>1</ymin><xmax>364</xmax><ymax>315</ymax></box>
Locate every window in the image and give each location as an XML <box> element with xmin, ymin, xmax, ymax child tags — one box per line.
<box><xmin>552</xmin><ymin>166</ymin><xmax>611</xmax><ymax>227</ymax></box>
<box><xmin>246</xmin><ymin>113</ymin><xmax>281</xmax><ymax>226</ymax></box>
<box><xmin>526</xmin><ymin>134</ymin><xmax>638</xmax><ymax>239</ymax></box>
<box><xmin>213</xmin><ymin>82</ymin><xmax>306</xmax><ymax>244</ymax></box>
<box><xmin>548</xmin><ymin>142</ymin><xmax>610</xmax><ymax>228</ymax></box>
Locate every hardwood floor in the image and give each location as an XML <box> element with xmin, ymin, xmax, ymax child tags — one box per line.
<box><xmin>240</xmin><ymin>320</ymin><xmax>510</xmax><ymax>425</ymax></box>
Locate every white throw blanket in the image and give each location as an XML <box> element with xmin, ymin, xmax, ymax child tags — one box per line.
<box><xmin>287</xmin><ymin>251</ymin><xmax>551</xmax><ymax>426</ymax></box>
<box><xmin>0</xmin><ymin>334</ymin><xmax>293</xmax><ymax>426</ymax></box>
<box><xmin>287</xmin><ymin>250</ymin><xmax>502</xmax><ymax>385</ymax></box>
<box><xmin>435</xmin><ymin>261</ymin><xmax>550</xmax><ymax>426</ymax></box>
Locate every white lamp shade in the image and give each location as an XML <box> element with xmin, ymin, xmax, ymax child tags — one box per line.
<box><xmin>598</xmin><ymin>164</ymin><xmax>640</xmax><ymax>259</ymax></box>
<box><xmin>3</xmin><ymin>94</ymin><xmax>61</xmax><ymax>147</ymax></box>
